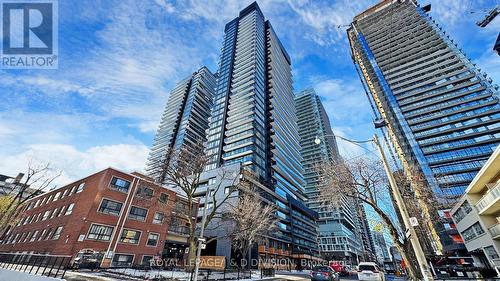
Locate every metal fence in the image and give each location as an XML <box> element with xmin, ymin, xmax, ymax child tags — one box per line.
<box><xmin>0</xmin><ymin>252</ymin><xmax>72</xmax><ymax>278</ymax></box>
<box><xmin>194</xmin><ymin>268</ymin><xmax>252</xmax><ymax>281</ymax></box>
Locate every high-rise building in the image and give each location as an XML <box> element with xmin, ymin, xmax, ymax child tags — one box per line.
<box><xmin>356</xmin><ymin>201</ymin><xmax>377</xmax><ymax>262</ymax></box>
<box><xmin>348</xmin><ymin>0</ymin><xmax>500</xmax><ymax>256</ymax></box>
<box><xmin>295</xmin><ymin>88</ymin><xmax>364</xmax><ymax>264</ymax></box>
<box><xmin>201</xmin><ymin>2</ymin><xmax>319</xmax><ymax>264</ymax></box>
<box><xmin>372</xmin><ymin>232</ymin><xmax>390</xmax><ymax>265</ymax></box>
<box><xmin>146</xmin><ymin>67</ymin><xmax>216</xmax><ymax>182</ymax></box>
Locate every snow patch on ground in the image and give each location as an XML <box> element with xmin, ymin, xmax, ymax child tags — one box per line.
<box><xmin>104</xmin><ymin>268</ymin><xmax>276</xmax><ymax>280</ymax></box>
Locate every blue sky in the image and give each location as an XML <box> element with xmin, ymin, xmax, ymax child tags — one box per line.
<box><xmin>0</xmin><ymin>0</ymin><xmax>499</xmax><ymax>186</ymax></box>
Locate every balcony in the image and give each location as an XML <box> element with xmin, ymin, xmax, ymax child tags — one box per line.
<box><xmin>489</xmin><ymin>224</ymin><xmax>500</xmax><ymax>240</ymax></box>
<box><xmin>476</xmin><ymin>183</ymin><xmax>500</xmax><ymax>215</ymax></box>
<box><xmin>168</xmin><ymin>225</ymin><xmax>190</xmax><ymax>236</ymax></box>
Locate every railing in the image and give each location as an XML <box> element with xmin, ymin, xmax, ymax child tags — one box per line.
<box><xmin>476</xmin><ymin>182</ymin><xmax>500</xmax><ymax>213</ymax></box>
<box><xmin>489</xmin><ymin>223</ymin><xmax>500</xmax><ymax>238</ymax></box>
<box><xmin>197</xmin><ymin>268</ymin><xmax>252</xmax><ymax>281</ymax></box>
<box><xmin>0</xmin><ymin>253</ymin><xmax>72</xmax><ymax>278</ymax></box>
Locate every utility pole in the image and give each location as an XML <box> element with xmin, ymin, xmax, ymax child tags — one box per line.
<box><xmin>192</xmin><ymin>187</ymin><xmax>210</xmax><ymax>281</ymax></box>
<box><xmin>373</xmin><ymin>134</ymin><xmax>434</xmax><ymax>281</ymax></box>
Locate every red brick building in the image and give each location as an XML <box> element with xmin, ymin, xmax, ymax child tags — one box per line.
<box><xmin>0</xmin><ymin>168</ymin><xmax>196</xmax><ymax>267</ymax></box>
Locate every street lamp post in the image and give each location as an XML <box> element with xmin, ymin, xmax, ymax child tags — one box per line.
<box><xmin>314</xmin><ymin>134</ymin><xmax>434</xmax><ymax>281</ymax></box>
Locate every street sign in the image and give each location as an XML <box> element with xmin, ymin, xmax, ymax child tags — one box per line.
<box><xmin>410</xmin><ymin>217</ymin><xmax>419</xmax><ymax>227</ymax></box>
<box><xmin>405</xmin><ymin>229</ymin><xmax>411</xmax><ymax>239</ymax></box>
<box><xmin>201</xmin><ymin>243</ymin><xmax>206</xmax><ymax>249</ymax></box>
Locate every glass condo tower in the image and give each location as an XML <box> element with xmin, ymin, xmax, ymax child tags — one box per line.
<box><xmin>348</xmin><ymin>0</ymin><xmax>500</xmax><ymax>256</ymax></box>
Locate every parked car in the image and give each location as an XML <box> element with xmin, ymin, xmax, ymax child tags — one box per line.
<box><xmin>310</xmin><ymin>266</ymin><xmax>340</xmax><ymax>281</ymax></box>
<box><xmin>357</xmin><ymin>262</ymin><xmax>385</xmax><ymax>281</ymax></box>
<box><xmin>72</xmin><ymin>249</ymin><xmax>103</xmax><ymax>270</ymax></box>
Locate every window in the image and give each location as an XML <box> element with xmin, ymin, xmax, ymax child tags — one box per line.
<box><xmin>484</xmin><ymin>246</ymin><xmax>500</xmax><ymax>259</ymax></box>
<box><xmin>98</xmin><ymin>199</ymin><xmax>123</xmax><ymax>216</ymax></box>
<box><xmin>45</xmin><ymin>229</ymin><xmax>53</xmax><ymax>240</ymax></box>
<box><xmin>70</xmin><ymin>185</ymin><xmax>77</xmax><ymax>194</ymax></box>
<box><xmin>19</xmin><ymin>233</ymin><xmax>26</xmax><ymax>243</ymax></box>
<box><xmin>30</xmin><ymin>230</ymin><xmax>39</xmax><ymax>242</ymax></box>
<box><xmin>53</xmin><ymin>192</ymin><xmax>61</xmax><ymax>201</ymax></box>
<box><xmin>141</xmin><ymin>255</ymin><xmax>153</xmax><ymax>266</ymax></box>
<box><xmin>119</xmin><ymin>229</ymin><xmax>141</xmax><ymax>244</ymax></box>
<box><xmin>128</xmin><ymin>206</ymin><xmax>147</xmax><ymax>221</ymax></box>
<box><xmin>58</xmin><ymin>206</ymin><xmax>66</xmax><ymax>217</ymax></box>
<box><xmin>87</xmin><ymin>224</ymin><xmax>114</xmax><ymax>241</ymax></box>
<box><xmin>111</xmin><ymin>254</ymin><xmax>134</xmax><ymax>267</ymax></box>
<box><xmin>76</xmin><ymin>182</ymin><xmax>85</xmax><ymax>193</ymax></box>
<box><xmin>38</xmin><ymin>229</ymin><xmax>47</xmax><ymax>241</ymax></box>
<box><xmin>452</xmin><ymin>201</ymin><xmax>473</xmax><ymax>223</ymax></box>
<box><xmin>52</xmin><ymin>226</ymin><xmax>63</xmax><ymax>240</ymax></box>
<box><xmin>208</xmin><ymin>178</ymin><xmax>217</xmax><ymax>185</ymax></box>
<box><xmin>24</xmin><ymin>232</ymin><xmax>31</xmax><ymax>243</ymax></box>
<box><xmin>65</xmin><ymin>203</ymin><xmax>75</xmax><ymax>215</ymax></box>
<box><xmin>462</xmin><ymin>222</ymin><xmax>485</xmax><ymax>242</ymax></box>
<box><xmin>50</xmin><ymin>208</ymin><xmax>59</xmax><ymax>219</ymax></box>
<box><xmin>110</xmin><ymin>177</ymin><xmax>131</xmax><ymax>193</ymax></box>
<box><xmin>136</xmin><ymin>186</ymin><xmax>153</xmax><ymax>199</ymax></box>
<box><xmin>34</xmin><ymin>199</ymin><xmax>40</xmax><ymax>208</ymax></box>
<box><xmin>13</xmin><ymin>233</ymin><xmax>20</xmax><ymax>244</ymax></box>
<box><xmin>42</xmin><ymin>210</ymin><xmax>51</xmax><ymax>221</ymax></box>
<box><xmin>62</xmin><ymin>188</ymin><xmax>69</xmax><ymax>198</ymax></box>
<box><xmin>152</xmin><ymin>212</ymin><xmax>164</xmax><ymax>224</ymax></box>
<box><xmin>47</xmin><ymin>194</ymin><xmax>53</xmax><ymax>203</ymax></box>
<box><xmin>159</xmin><ymin>193</ymin><xmax>168</xmax><ymax>204</ymax></box>
<box><xmin>147</xmin><ymin>233</ymin><xmax>159</xmax><ymax>247</ymax></box>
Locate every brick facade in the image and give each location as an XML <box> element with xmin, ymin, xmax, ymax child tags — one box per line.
<box><xmin>0</xmin><ymin>168</ymin><xmax>196</xmax><ymax>267</ymax></box>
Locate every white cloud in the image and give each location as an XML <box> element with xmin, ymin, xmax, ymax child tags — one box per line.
<box><xmin>331</xmin><ymin>126</ymin><xmax>370</xmax><ymax>158</ymax></box>
<box><xmin>428</xmin><ymin>0</ymin><xmax>470</xmax><ymax>27</ymax></box>
<box><xmin>287</xmin><ymin>0</ymin><xmax>372</xmax><ymax>45</ymax></box>
<box><xmin>313</xmin><ymin>78</ymin><xmax>373</xmax><ymax>123</ymax></box>
<box><xmin>476</xmin><ymin>49</ymin><xmax>500</xmax><ymax>84</ymax></box>
<box><xmin>154</xmin><ymin>0</ymin><xmax>175</xmax><ymax>13</ymax></box>
<box><xmin>0</xmin><ymin>0</ymin><xmax>217</xmax><ymax>134</ymax></box>
<box><xmin>0</xmin><ymin>143</ymin><xmax>149</xmax><ymax>189</ymax></box>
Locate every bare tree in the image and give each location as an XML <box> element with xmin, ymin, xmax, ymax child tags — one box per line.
<box><xmin>226</xmin><ymin>182</ymin><xmax>278</xmax><ymax>269</ymax></box>
<box><xmin>317</xmin><ymin>156</ymin><xmax>420</xmax><ymax>280</ymax></box>
<box><xmin>151</xmin><ymin>143</ymin><xmax>240</xmax><ymax>266</ymax></box>
<box><xmin>0</xmin><ymin>160</ymin><xmax>61</xmax><ymax>233</ymax></box>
